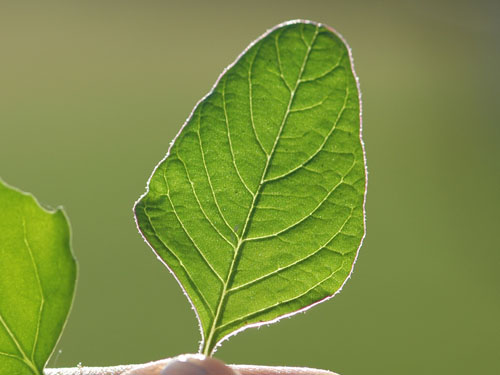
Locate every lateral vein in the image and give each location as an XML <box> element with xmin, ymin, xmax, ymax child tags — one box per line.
<box><xmin>217</xmin><ymin>260</ymin><xmax>346</xmax><ymax>332</ymax></box>
<box><xmin>142</xmin><ymin>205</ymin><xmax>216</xmax><ymax>317</ymax></box>
<box><xmin>175</xmin><ymin>152</ymin><xmax>236</xmax><ymax>248</ymax></box>
<box><xmin>162</xmin><ymin>170</ymin><xmax>225</xmax><ymax>284</ymax></box>
<box><xmin>248</xmin><ymin>44</ymin><xmax>268</xmax><ymax>156</ymax></box>
<box><xmin>228</xmin><ymin>209</ymin><xmax>353</xmax><ymax>293</ymax></box>
<box><xmin>0</xmin><ymin>312</ymin><xmax>38</xmax><ymax>374</ymax></box>
<box><xmin>196</xmin><ymin>107</ymin><xmax>238</xmax><ymax>238</ymax></box>
<box><xmin>222</xmin><ymin>75</ymin><xmax>255</xmax><ymax>197</ymax></box>
<box><xmin>246</xmin><ymin>161</ymin><xmax>355</xmax><ymax>242</ymax></box>
<box><xmin>22</xmin><ymin>217</ymin><xmax>45</xmax><ymax>362</ymax></box>
<box><xmin>263</xmin><ymin>86</ymin><xmax>349</xmax><ymax>184</ymax></box>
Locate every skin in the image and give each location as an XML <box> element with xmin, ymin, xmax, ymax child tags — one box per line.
<box><xmin>124</xmin><ymin>355</ymin><xmax>234</xmax><ymax>375</ymax></box>
<box><xmin>45</xmin><ymin>354</ymin><xmax>338</xmax><ymax>375</ymax></box>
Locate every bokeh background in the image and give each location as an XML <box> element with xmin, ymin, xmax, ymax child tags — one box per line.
<box><xmin>1</xmin><ymin>1</ymin><xmax>499</xmax><ymax>374</ymax></box>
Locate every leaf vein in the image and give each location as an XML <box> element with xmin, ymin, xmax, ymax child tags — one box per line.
<box><xmin>142</xmin><ymin>204</ymin><xmax>216</xmax><ymax>316</ymax></box>
<box><xmin>299</xmin><ymin>24</ymin><xmax>310</xmax><ymax>48</ymax></box>
<box><xmin>0</xmin><ymin>313</ymin><xmax>37</xmax><ymax>374</ymax></box>
<box><xmin>300</xmin><ymin>58</ymin><xmax>343</xmax><ymax>83</ymax></box>
<box><xmin>246</xmin><ymin>161</ymin><xmax>354</xmax><ymax>241</ymax></box>
<box><xmin>248</xmin><ymin>44</ymin><xmax>268</xmax><ymax>156</ymax></box>
<box><xmin>228</xmin><ymin>209</ymin><xmax>353</xmax><ymax>293</ymax></box>
<box><xmin>161</xmin><ymin>170</ymin><xmax>225</xmax><ymax>284</ymax></box>
<box><xmin>264</xmin><ymin>85</ymin><xmax>349</xmax><ymax>184</ymax></box>
<box><xmin>289</xmin><ymin>96</ymin><xmax>330</xmax><ymax>113</ymax></box>
<box><xmin>217</xmin><ymin>260</ymin><xmax>346</xmax><ymax>332</ymax></box>
<box><xmin>196</xmin><ymin>107</ymin><xmax>238</xmax><ymax>238</ymax></box>
<box><xmin>175</xmin><ymin>152</ymin><xmax>236</xmax><ymax>248</ymax></box>
<box><xmin>22</xmin><ymin>218</ymin><xmax>45</xmax><ymax>362</ymax></box>
<box><xmin>222</xmin><ymin>76</ymin><xmax>255</xmax><ymax>197</ymax></box>
<box><xmin>274</xmin><ymin>29</ymin><xmax>293</xmax><ymax>92</ymax></box>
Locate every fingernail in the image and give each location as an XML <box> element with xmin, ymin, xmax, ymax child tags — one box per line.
<box><xmin>161</xmin><ymin>355</ymin><xmax>237</xmax><ymax>375</ymax></box>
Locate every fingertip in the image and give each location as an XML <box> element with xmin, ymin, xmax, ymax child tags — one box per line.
<box><xmin>161</xmin><ymin>355</ymin><xmax>237</xmax><ymax>375</ymax></box>
<box><xmin>123</xmin><ymin>354</ymin><xmax>237</xmax><ymax>375</ymax></box>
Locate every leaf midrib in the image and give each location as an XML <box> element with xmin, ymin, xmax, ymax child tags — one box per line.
<box><xmin>202</xmin><ymin>25</ymin><xmax>320</xmax><ymax>355</ymax></box>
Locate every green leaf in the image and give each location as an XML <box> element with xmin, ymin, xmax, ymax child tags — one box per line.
<box><xmin>134</xmin><ymin>20</ymin><xmax>366</xmax><ymax>355</ymax></box>
<box><xmin>0</xmin><ymin>180</ymin><xmax>77</xmax><ymax>375</ymax></box>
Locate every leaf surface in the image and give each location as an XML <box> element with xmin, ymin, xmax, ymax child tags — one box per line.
<box><xmin>135</xmin><ymin>20</ymin><xmax>366</xmax><ymax>355</ymax></box>
<box><xmin>0</xmin><ymin>180</ymin><xmax>76</xmax><ymax>374</ymax></box>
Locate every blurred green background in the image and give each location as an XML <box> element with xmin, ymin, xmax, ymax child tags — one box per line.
<box><xmin>1</xmin><ymin>1</ymin><xmax>499</xmax><ymax>374</ymax></box>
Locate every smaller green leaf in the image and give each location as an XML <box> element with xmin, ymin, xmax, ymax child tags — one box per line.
<box><xmin>0</xmin><ymin>179</ymin><xmax>77</xmax><ymax>375</ymax></box>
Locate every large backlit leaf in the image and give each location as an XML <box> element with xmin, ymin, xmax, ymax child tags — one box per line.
<box><xmin>0</xmin><ymin>180</ymin><xmax>76</xmax><ymax>375</ymax></box>
<box><xmin>135</xmin><ymin>20</ymin><xmax>366</xmax><ymax>355</ymax></box>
